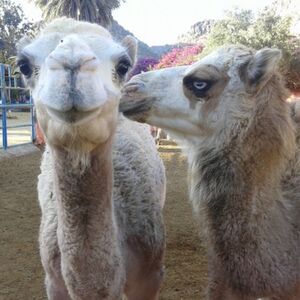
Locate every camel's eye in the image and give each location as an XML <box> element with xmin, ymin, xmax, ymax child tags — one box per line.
<box><xmin>116</xmin><ymin>59</ymin><xmax>131</xmax><ymax>77</ymax></box>
<box><xmin>193</xmin><ymin>81</ymin><xmax>208</xmax><ymax>90</ymax></box>
<box><xmin>18</xmin><ymin>59</ymin><xmax>32</xmax><ymax>77</ymax></box>
<box><xmin>183</xmin><ymin>76</ymin><xmax>213</xmax><ymax>98</ymax></box>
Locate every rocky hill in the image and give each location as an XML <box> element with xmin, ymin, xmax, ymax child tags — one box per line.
<box><xmin>110</xmin><ymin>20</ymin><xmax>180</xmax><ymax>59</ymax></box>
<box><xmin>110</xmin><ymin>20</ymin><xmax>158</xmax><ymax>59</ymax></box>
<box><xmin>110</xmin><ymin>19</ymin><xmax>214</xmax><ymax>60</ymax></box>
<box><xmin>177</xmin><ymin>1</ymin><xmax>300</xmax><ymax>44</ymax></box>
<box><xmin>177</xmin><ymin>19</ymin><xmax>215</xmax><ymax>44</ymax></box>
<box><xmin>111</xmin><ymin>0</ymin><xmax>300</xmax><ymax>59</ymax></box>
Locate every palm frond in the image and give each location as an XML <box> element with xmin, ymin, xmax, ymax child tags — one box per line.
<box><xmin>32</xmin><ymin>0</ymin><xmax>124</xmax><ymax>27</ymax></box>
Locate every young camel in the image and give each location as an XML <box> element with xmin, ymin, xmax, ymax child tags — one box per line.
<box><xmin>17</xmin><ymin>18</ymin><xmax>165</xmax><ymax>300</ymax></box>
<box><xmin>120</xmin><ymin>45</ymin><xmax>300</xmax><ymax>299</ymax></box>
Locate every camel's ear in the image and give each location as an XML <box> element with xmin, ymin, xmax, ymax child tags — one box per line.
<box><xmin>16</xmin><ymin>36</ymin><xmax>32</xmax><ymax>53</ymax></box>
<box><xmin>121</xmin><ymin>35</ymin><xmax>138</xmax><ymax>65</ymax></box>
<box><xmin>246</xmin><ymin>48</ymin><xmax>281</xmax><ymax>87</ymax></box>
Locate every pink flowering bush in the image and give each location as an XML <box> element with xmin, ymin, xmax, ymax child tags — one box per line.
<box><xmin>153</xmin><ymin>44</ymin><xmax>203</xmax><ymax>69</ymax></box>
<box><xmin>129</xmin><ymin>58</ymin><xmax>158</xmax><ymax>79</ymax></box>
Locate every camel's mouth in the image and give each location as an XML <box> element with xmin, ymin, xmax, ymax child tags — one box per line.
<box><xmin>119</xmin><ymin>97</ymin><xmax>155</xmax><ymax>122</ymax></box>
<box><xmin>120</xmin><ymin>80</ymin><xmax>155</xmax><ymax>122</ymax></box>
<box><xmin>46</xmin><ymin>106</ymin><xmax>101</xmax><ymax>125</ymax></box>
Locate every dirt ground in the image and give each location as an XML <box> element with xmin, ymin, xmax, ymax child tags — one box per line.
<box><xmin>0</xmin><ymin>145</ymin><xmax>208</xmax><ymax>300</ymax></box>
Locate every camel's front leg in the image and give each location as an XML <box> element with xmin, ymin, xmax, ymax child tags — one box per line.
<box><xmin>125</xmin><ymin>266</ymin><xmax>164</xmax><ymax>300</ymax></box>
<box><xmin>206</xmin><ymin>276</ymin><xmax>230</xmax><ymax>300</ymax></box>
<box><xmin>39</xmin><ymin>208</ymin><xmax>70</xmax><ymax>300</ymax></box>
<box><xmin>207</xmin><ymin>276</ymin><xmax>264</xmax><ymax>300</ymax></box>
<box><xmin>123</xmin><ymin>246</ymin><xmax>165</xmax><ymax>300</ymax></box>
<box><xmin>206</xmin><ymin>263</ymin><xmax>256</xmax><ymax>300</ymax></box>
<box><xmin>267</xmin><ymin>283</ymin><xmax>300</xmax><ymax>300</ymax></box>
<box><xmin>207</xmin><ymin>281</ymin><xmax>257</xmax><ymax>300</ymax></box>
<box><xmin>38</xmin><ymin>149</ymin><xmax>70</xmax><ymax>299</ymax></box>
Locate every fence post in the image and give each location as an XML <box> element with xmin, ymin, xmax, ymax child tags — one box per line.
<box><xmin>0</xmin><ymin>63</ymin><xmax>35</xmax><ymax>150</ymax></box>
<box><xmin>1</xmin><ymin>64</ymin><xmax>8</xmax><ymax>149</ymax></box>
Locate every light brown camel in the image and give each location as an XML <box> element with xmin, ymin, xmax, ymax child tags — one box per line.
<box><xmin>120</xmin><ymin>45</ymin><xmax>300</xmax><ymax>300</ymax></box>
<box><xmin>17</xmin><ymin>18</ymin><xmax>166</xmax><ymax>300</ymax></box>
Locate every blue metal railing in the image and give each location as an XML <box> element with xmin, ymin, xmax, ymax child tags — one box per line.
<box><xmin>0</xmin><ymin>64</ymin><xmax>35</xmax><ymax>150</ymax></box>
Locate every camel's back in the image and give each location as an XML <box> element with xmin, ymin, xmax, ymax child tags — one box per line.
<box><xmin>112</xmin><ymin>115</ymin><xmax>165</xmax><ymax>251</ymax></box>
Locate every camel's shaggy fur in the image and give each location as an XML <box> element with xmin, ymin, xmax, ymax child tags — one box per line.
<box><xmin>18</xmin><ymin>18</ymin><xmax>165</xmax><ymax>300</ymax></box>
<box><xmin>120</xmin><ymin>45</ymin><xmax>300</xmax><ymax>299</ymax></box>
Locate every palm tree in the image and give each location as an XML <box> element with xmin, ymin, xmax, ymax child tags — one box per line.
<box><xmin>32</xmin><ymin>0</ymin><xmax>124</xmax><ymax>27</ymax></box>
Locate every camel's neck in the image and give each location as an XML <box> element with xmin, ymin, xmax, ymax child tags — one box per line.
<box><xmin>191</xmin><ymin>146</ymin><xmax>281</xmax><ymax>260</ymax></box>
<box><xmin>51</xmin><ymin>139</ymin><xmax>124</xmax><ymax>295</ymax></box>
<box><xmin>53</xmin><ymin>141</ymin><xmax>115</xmax><ymax>234</ymax></box>
<box><xmin>191</xmin><ymin>86</ymin><xmax>296</xmax><ymax>252</ymax></box>
<box><xmin>192</xmin><ymin>143</ymin><xmax>300</xmax><ymax>292</ymax></box>
<box><xmin>192</xmin><ymin>147</ymin><xmax>262</xmax><ymax>221</ymax></box>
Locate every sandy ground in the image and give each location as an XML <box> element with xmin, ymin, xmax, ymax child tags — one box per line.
<box><xmin>0</xmin><ymin>145</ymin><xmax>208</xmax><ymax>300</ymax></box>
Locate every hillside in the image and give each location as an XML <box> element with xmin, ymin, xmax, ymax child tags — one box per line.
<box><xmin>177</xmin><ymin>19</ymin><xmax>215</xmax><ymax>44</ymax></box>
<box><xmin>110</xmin><ymin>20</ymin><xmax>180</xmax><ymax>59</ymax></box>
<box><xmin>177</xmin><ymin>0</ymin><xmax>300</xmax><ymax>44</ymax></box>
<box><xmin>110</xmin><ymin>20</ymin><xmax>158</xmax><ymax>59</ymax></box>
<box><xmin>150</xmin><ymin>44</ymin><xmax>182</xmax><ymax>57</ymax></box>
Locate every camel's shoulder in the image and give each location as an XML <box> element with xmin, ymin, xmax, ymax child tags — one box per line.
<box><xmin>113</xmin><ymin>115</ymin><xmax>163</xmax><ymax>172</ymax></box>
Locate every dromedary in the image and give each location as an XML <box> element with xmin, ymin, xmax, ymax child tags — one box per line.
<box><xmin>120</xmin><ymin>45</ymin><xmax>300</xmax><ymax>299</ymax></box>
<box><xmin>17</xmin><ymin>18</ymin><xmax>165</xmax><ymax>300</ymax></box>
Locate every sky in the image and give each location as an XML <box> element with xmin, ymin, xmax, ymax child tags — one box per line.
<box><xmin>16</xmin><ymin>0</ymin><xmax>275</xmax><ymax>46</ymax></box>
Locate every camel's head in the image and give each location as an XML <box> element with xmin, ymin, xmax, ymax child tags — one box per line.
<box><xmin>17</xmin><ymin>18</ymin><xmax>136</xmax><ymax>152</ymax></box>
<box><xmin>120</xmin><ymin>46</ymin><xmax>283</xmax><ymax>145</ymax></box>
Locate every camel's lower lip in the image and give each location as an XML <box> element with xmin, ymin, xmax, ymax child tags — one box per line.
<box><xmin>119</xmin><ymin>98</ymin><xmax>155</xmax><ymax>123</ymax></box>
<box><xmin>119</xmin><ymin>97</ymin><xmax>155</xmax><ymax>113</ymax></box>
<box><xmin>46</xmin><ymin>106</ymin><xmax>101</xmax><ymax>125</ymax></box>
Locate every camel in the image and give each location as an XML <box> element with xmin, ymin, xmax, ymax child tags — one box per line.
<box><xmin>120</xmin><ymin>45</ymin><xmax>300</xmax><ymax>299</ymax></box>
<box><xmin>17</xmin><ymin>18</ymin><xmax>166</xmax><ymax>300</ymax></box>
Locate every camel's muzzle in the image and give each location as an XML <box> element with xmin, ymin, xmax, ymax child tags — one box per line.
<box><xmin>119</xmin><ymin>81</ymin><xmax>155</xmax><ymax>122</ymax></box>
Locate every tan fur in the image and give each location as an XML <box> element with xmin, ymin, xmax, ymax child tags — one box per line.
<box><xmin>120</xmin><ymin>45</ymin><xmax>300</xmax><ymax>299</ymax></box>
<box><xmin>42</xmin><ymin>17</ymin><xmax>112</xmax><ymax>39</ymax></box>
<box><xmin>183</xmin><ymin>64</ymin><xmax>229</xmax><ymax>105</ymax></box>
<box><xmin>19</xmin><ymin>18</ymin><xmax>166</xmax><ymax>300</ymax></box>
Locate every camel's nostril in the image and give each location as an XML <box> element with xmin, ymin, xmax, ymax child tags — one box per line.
<box><xmin>47</xmin><ymin>55</ymin><xmax>63</xmax><ymax>70</ymax></box>
<box><xmin>47</xmin><ymin>54</ymin><xmax>98</xmax><ymax>71</ymax></box>
<box><xmin>122</xmin><ymin>82</ymin><xmax>146</xmax><ymax>94</ymax></box>
<box><xmin>80</xmin><ymin>56</ymin><xmax>98</xmax><ymax>71</ymax></box>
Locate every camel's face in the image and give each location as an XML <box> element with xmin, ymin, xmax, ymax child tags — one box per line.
<box><xmin>17</xmin><ymin>18</ymin><xmax>136</xmax><ymax>151</ymax></box>
<box><xmin>120</xmin><ymin>46</ymin><xmax>281</xmax><ymax>144</ymax></box>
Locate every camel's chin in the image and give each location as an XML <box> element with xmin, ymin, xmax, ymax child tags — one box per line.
<box><xmin>122</xmin><ymin>110</ymin><xmax>148</xmax><ymax>123</ymax></box>
<box><xmin>46</xmin><ymin>106</ymin><xmax>102</xmax><ymax>126</ymax></box>
<box><xmin>119</xmin><ymin>97</ymin><xmax>155</xmax><ymax>124</ymax></box>
<box><xmin>39</xmin><ymin>105</ymin><xmax>117</xmax><ymax>152</ymax></box>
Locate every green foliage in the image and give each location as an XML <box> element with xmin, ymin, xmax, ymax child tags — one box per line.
<box><xmin>205</xmin><ymin>8</ymin><xmax>295</xmax><ymax>55</ymax></box>
<box><xmin>0</xmin><ymin>0</ymin><xmax>37</xmax><ymax>63</ymax></box>
<box><xmin>202</xmin><ymin>7</ymin><xmax>300</xmax><ymax>90</ymax></box>
<box><xmin>205</xmin><ymin>9</ymin><xmax>254</xmax><ymax>49</ymax></box>
<box><xmin>33</xmin><ymin>0</ymin><xmax>125</xmax><ymax>27</ymax></box>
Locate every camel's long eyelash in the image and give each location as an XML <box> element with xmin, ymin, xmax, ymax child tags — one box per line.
<box><xmin>116</xmin><ymin>53</ymin><xmax>132</xmax><ymax>67</ymax></box>
<box><xmin>112</xmin><ymin>69</ymin><xmax>118</xmax><ymax>82</ymax></box>
<box><xmin>33</xmin><ymin>67</ymin><xmax>40</xmax><ymax>77</ymax></box>
<box><xmin>17</xmin><ymin>56</ymin><xmax>33</xmax><ymax>77</ymax></box>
